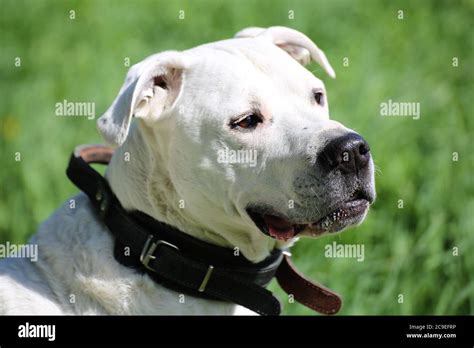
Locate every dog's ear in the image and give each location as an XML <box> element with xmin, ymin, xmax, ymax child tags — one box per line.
<box><xmin>97</xmin><ymin>52</ymin><xmax>186</xmax><ymax>146</ymax></box>
<box><xmin>235</xmin><ymin>26</ymin><xmax>335</xmax><ymax>78</ymax></box>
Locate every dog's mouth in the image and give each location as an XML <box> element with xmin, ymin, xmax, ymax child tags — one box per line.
<box><xmin>247</xmin><ymin>194</ymin><xmax>371</xmax><ymax>241</ymax></box>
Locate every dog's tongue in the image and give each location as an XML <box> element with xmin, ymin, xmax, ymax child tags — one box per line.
<box><xmin>263</xmin><ymin>215</ymin><xmax>295</xmax><ymax>241</ymax></box>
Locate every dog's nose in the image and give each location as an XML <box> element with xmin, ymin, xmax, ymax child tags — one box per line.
<box><xmin>318</xmin><ymin>133</ymin><xmax>371</xmax><ymax>174</ymax></box>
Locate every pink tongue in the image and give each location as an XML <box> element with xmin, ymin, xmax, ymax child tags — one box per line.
<box><xmin>263</xmin><ymin>215</ymin><xmax>295</xmax><ymax>241</ymax></box>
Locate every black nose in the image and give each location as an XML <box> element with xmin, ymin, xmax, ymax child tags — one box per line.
<box><xmin>318</xmin><ymin>133</ymin><xmax>371</xmax><ymax>174</ymax></box>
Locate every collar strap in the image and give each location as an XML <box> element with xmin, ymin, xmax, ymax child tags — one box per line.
<box><xmin>66</xmin><ymin>144</ymin><xmax>342</xmax><ymax>315</ymax></box>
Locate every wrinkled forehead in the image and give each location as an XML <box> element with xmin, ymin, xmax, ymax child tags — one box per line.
<box><xmin>180</xmin><ymin>38</ymin><xmax>323</xmax><ymax>110</ymax></box>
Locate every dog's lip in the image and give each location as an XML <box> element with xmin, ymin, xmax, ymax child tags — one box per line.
<box><xmin>247</xmin><ymin>198</ymin><xmax>370</xmax><ymax>241</ymax></box>
<box><xmin>301</xmin><ymin>199</ymin><xmax>370</xmax><ymax>237</ymax></box>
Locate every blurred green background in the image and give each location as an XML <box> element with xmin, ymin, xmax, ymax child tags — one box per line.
<box><xmin>0</xmin><ymin>0</ymin><xmax>473</xmax><ymax>315</ymax></box>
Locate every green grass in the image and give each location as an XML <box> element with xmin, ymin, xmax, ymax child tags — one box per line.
<box><xmin>0</xmin><ymin>0</ymin><xmax>473</xmax><ymax>315</ymax></box>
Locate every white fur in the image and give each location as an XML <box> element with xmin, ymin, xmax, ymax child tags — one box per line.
<box><xmin>0</xmin><ymin>27</ymin><xmax>370</xmax><ymax>315</ymax></box>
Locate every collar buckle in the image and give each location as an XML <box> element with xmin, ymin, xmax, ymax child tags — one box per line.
<box><xmin>140</xmin><ymin>235</ymin><xmax>179</xmax><ymax>271</ymax></box>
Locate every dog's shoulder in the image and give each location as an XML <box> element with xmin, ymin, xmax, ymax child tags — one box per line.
<box><xmin>0</xmin><ymin>192</ymin><xmax>109</xmax><ymax>314</ymax></box>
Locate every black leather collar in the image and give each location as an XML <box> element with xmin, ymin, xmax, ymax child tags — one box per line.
<box><xmin>66</xmin><ymin>146</ymin><xmax>283</xmax><ymax>315</ymax></box>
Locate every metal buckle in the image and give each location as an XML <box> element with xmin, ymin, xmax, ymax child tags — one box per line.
<box><xmin>140</xmin><ymin>235</ymin><xmax>179</xmax><ymax>272</ymax></box>
<box><xmin>198</xmin><ymin>265</ymin><xmax>214</xmax><ymax>292</ymax></box>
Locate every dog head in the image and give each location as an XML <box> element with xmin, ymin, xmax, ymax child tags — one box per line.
<box><xmin>98</xmin><ymin>26</ymin><xmax>375</xmax><ymax>261</ymax></box>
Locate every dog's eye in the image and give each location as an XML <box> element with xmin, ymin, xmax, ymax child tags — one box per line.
<box><xmin>314</xmin><ymin>91</ymin><xmax>324</xmax><ymax>106</ymax></box>
<box><xmin>231</xmin><ymin>114</ymin><xmax>262</xmax><ymax>129</ymax></box>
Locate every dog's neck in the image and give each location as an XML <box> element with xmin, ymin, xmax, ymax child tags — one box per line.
<box><xmin>105</xmin><ymin>122</ymin><xmax>284</xmax><ymax>262</ymax></box>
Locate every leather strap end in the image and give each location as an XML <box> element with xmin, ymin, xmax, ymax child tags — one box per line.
<box><xmin>74</xmin><ymin>144</ymin><xmax>114</xmax><ymax>164</ymax></box>
<box><xmin>276</xmin><ymin>254</ymin><xmax>342</xmax><ymax>315</ymax></box>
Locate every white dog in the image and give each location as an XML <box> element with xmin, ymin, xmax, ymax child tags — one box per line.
<box><xmin>0</xmin><ymin>26</ymin><xmax>375</xmax><ymax>315</ymax></box>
